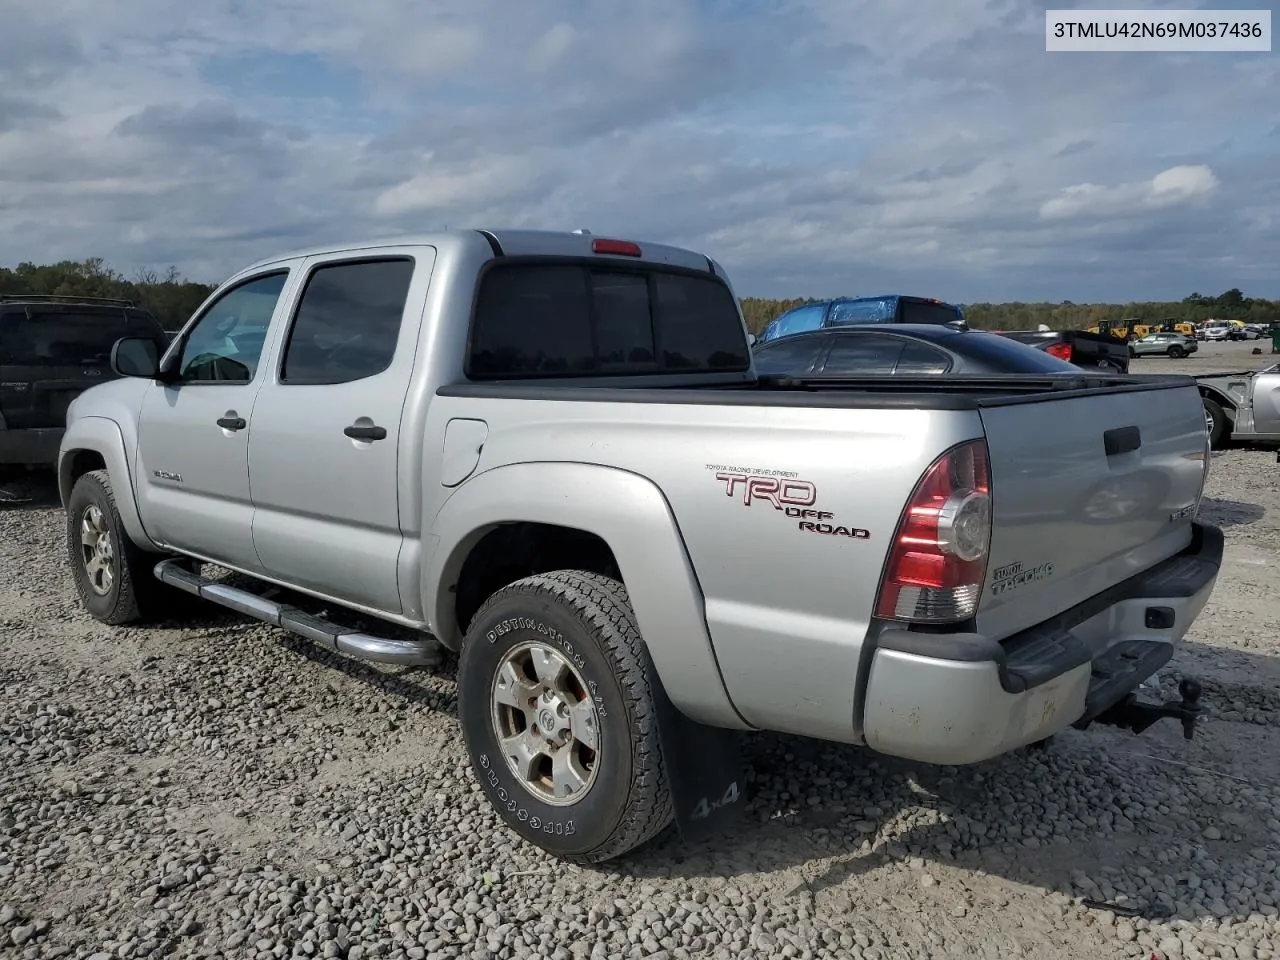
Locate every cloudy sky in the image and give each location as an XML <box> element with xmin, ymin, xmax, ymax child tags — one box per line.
<box><xmin>1</xmin><ymin>0</ymin><xmax>1276</xmax><ymax>302</ymax></box>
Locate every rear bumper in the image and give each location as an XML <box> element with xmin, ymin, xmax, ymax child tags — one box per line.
<box><xmin>0</xmin><ymin>427</ymin><xmax>64</xmax><ymax>466</ymax></box>
<box><xmin>861</xmin><ymin>522</ymin><xmax>1223</xmax><ymax>765</ymax></box>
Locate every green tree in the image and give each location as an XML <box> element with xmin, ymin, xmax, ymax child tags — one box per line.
<box><xmin>0</xmin><ymin>258</ymin><xmax>215</xmax><ymax>330</ymax></box>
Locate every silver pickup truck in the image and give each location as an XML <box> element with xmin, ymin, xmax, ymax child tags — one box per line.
<box><xmin>58</xmin><ymin>229</ymin><xmax>1222</xmax><ymax>863</ymax></box>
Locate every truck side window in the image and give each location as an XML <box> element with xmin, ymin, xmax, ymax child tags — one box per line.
<box><xmin>281</xmin><ymin>258</ymin><xmax>415</xmax><ymax>385</ymax></box>
<box><xmin>177</xmin><ymin>272</ymin><xmax>288</xmax><ymax>383</ymax></box>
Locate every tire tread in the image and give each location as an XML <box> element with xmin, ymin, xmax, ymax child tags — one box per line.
<box><xmin>464</xmin><ymin>569</ymin><xmax>674</xmax><ymax>863</ymax></box>
<box><xmin>68</xmin><ymin>469</ymin><xmax>173</xmax><ymax>625</ymax></box>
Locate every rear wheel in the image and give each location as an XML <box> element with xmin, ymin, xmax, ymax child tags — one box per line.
<box><xmin>67</xmin><ymin>470</ymin><xmax>177</xmax><ymax>625</ymax></box>
<box><xmin>457</xmin><ymin>570</ymin><xmax>673</xmax><ymax>863</ymax></box>
<box><xmin>1168</xmin><ymin>345</ymin><xmax>1186</xmax><ymax>358</ymax></box>
<box><xmin>1202</xmin><ymin>398</ymin><xmax>1228</xmax><ymax>449</ymax></box>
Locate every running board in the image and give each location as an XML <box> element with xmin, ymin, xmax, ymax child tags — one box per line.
<box><xmin>153</xmin><ymin>559</ymin><xmax>439</xmax><ymax>666</ymax></box>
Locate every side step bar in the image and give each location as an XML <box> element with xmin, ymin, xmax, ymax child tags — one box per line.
<box><xmin>154</xmin><ymin>559</ymin><xmax>439</xmax><ymax>666</ymax></box>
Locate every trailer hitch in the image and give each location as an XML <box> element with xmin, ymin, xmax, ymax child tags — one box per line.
<box><xmin>1091</xmin><ymin>678</ymin><xmax>1204</xmax><ymax>740</ymax></box>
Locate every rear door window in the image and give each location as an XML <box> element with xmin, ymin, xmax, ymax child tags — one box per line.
<box><xmin>752</xmin><ymin>337</ymin><xmax>826</xmax><ymax>376</ymax></box>
<box><xmin>895</xmin><ymin>340</ymin><xmax>953</xmax><ymax>374</ymax></box>
<box><xmin>281</xmin><ymin>258</ymin><xmax>415</xmax><ymax>385</ymax></box>
<box><xmin>817</xmin><ymin>334</ymin><xmax>906</xmax><ymax>375</ymax></box>
<box><xmin>468</xmin><ymin>262</ymin><xmax>749</xmax><ymax>379</ymax></box>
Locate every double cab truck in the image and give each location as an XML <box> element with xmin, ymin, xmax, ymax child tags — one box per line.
<box><xmin>59</xmin><ymin>229</ymin><xmax>1221</xmax><ymax>863</ymax></box>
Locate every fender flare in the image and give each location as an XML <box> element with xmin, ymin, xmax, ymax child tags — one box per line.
<box><xmin>57</xmin><ymin>416</ymin><xmax>160</xmax><ymax>552</ymax></box>
<box><xmin>425</xmin><ymin>461</ymin><xmax>749</xmax><ymax>730</ymax></box>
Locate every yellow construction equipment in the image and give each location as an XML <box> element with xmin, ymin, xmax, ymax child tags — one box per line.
<box><xmin>1149</xmin><ymin>317</ymin><xmax>1195</xmax><ymax>336</ymax></box>
<box><xmin>1088</xmin><ymin>317</ymin><xmax>1145</xmax><ymax>340</ymax></box>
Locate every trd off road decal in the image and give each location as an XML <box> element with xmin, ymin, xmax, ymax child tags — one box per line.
<box><xmin>705</xmin><ymin>464</ymin><xmax>870</xmax><ymax>541</ymax></box>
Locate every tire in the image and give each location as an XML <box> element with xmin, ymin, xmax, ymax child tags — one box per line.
<box><xmin>67</xmin><ymin>469</ymin><xmax>175</xmax><ymax>625</ymax></box>
<box><xmin>1203</xmin><ymin>397</ymin><xmax>1229</xmax><ymax>449</ymax></box>
<box><xmin>1168</xmin><ymin>345</ymin><xmax>1185</xmax><ymax>358</ymax></box>
<box><xmin>457</xmin><ymin>570</ymin><xmax>673</xmax><ymax>863</ymax></box>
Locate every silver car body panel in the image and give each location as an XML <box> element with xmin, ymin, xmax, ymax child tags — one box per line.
<box><xmin>1197</xmin><ymin>362</ymin><xmax>1280</xmax><ymax>440</ymax></box>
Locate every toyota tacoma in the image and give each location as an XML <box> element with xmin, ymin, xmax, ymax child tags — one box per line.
<box><xmin>58</xmin><ymin>229</ymin><xmax>1221</xmax><ymax>863</ymax></box>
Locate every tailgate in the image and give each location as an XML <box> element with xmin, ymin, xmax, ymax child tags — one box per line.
<box><xmin>0</xmin><ymin>360</ymin><xmax>101</xmax><ymax>429</ymax></box>
<box><xmin>975</xmin><ymin>381</ymin><xmax>1208</xmax><ymax>638</ymax></box>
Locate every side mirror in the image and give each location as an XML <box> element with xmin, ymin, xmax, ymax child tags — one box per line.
<box><xmin>747</xmin><ymin>333</ymin><xmax>758</xmax><ymax>347</ymax></box>
<box><xmin>110</xmin><ymin>337</ymin><xmax>161</xmax><ymax>379</ymax></box>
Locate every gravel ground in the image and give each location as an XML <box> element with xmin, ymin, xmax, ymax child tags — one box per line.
<box><xmin>2</xmin><ymin>340</ymin><xmax>1278</xmax><ymax>960</ymax></box>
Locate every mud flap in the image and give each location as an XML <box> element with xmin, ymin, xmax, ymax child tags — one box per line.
<box><xmin>650</xmin><ymin>669</ymin><xmax>748</xmax><ymax>845</ymax></box>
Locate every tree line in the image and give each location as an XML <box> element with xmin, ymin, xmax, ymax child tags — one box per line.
<box><xmin>0</xmin><ymin>259</ymin><xmax>215</xmax><ymax>332</ymax></box>
<box><xmin>4</xmin><ymin>258</ymin><xmax>1277</xmax><ymax>336</ymax></box>
<box><xmin>742</xmin><ymin>288</ymin><xmax>1280</xmax><ymax>335</ymax></box>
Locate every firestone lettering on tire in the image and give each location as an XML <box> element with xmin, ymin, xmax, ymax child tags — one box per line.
<box><xmin>477</xmin><ymin>753</ymin><xmax>576</xmax><ymax>837</ymax></box>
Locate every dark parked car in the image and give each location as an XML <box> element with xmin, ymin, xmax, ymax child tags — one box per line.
<box><xmin>751</xmin><ymin>323</ymin><xmax>1081</xmax><ymax>378</ymax></box>
<box><xmin>994</xmin><ymin>329</ymin><xmax>1130</xmax><ymax>373</ymax></box>
<box><xmin>0</xmin><ymin>295</ymin><xmax>169</xmax><ymax>466</ymax></box>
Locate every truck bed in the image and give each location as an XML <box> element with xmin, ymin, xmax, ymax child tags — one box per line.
<box><xmin>436</xmin><ymin>370</ymin><xmax>1209</xmax><ymax>741</ymax></box>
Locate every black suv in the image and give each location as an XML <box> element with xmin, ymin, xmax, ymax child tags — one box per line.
<box><xmin>0</xmin><ymin>295</ymin><xmax>169</xmax><ymax>466</ymax></box>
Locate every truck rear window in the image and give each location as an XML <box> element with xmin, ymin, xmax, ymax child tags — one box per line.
<box><xmin>467</xmin><ymin>262</ymin><xmax>750</xmax><ymax>379</ymax></box>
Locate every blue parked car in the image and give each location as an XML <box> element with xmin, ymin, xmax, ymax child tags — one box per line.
<box><xmin>757</xmin><ymin>295</ymin><xmax>964</xmax><ymax>344</ymax></box>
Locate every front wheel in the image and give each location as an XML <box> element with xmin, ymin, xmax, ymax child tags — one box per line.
<box><xmin>1168</xmin><ymin>345</ymin><xmax>1186</xmax><ymax>358</ymax></box>
<box><xmin>457</xmin><ymin>570</ymin><xmax>673</xmax><ymax>863</ymax></box>
<box><xmin>67</xmin><ymin>470</ymin><xmax>175</xmax><ymax>625</ymax></box>
<box><xmin>1203</xmin><ymin>397</ymin><xmax>1228</xmax><ymax>449</ymax></box>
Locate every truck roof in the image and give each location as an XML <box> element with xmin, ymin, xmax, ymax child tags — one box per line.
<box><xmin>242</xmin><ymin>228</ymin><xmax>719</xmax><ymax>276</ymax></box>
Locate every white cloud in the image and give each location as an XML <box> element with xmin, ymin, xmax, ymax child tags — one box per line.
<box><xmin>373</xmin><ymin>156</ymin><xmax>548</xmax><ymax>217</ymax></box>
<box><xmin>527</xmin><ymin>23</ymin><xmax>577</xmax><ymax>74</ymax></box>
<box><xmin>0</xmin><ymin>0</ymin><xmax>1275</xmax><ymax>301</ymax></box>
<box><xmin>1039</xmin><ymin>165</ymin><xmax>1220</xmax><ymax>221</ymax></box>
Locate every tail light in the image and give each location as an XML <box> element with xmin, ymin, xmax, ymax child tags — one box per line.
<box><xmin>875</xmin><ymin>439</ymin><xmax>992</xmax><ymax>624</ymax></box>
<box><xmin>1045</xmin><ymin>341</ymin><xmax>1073</xmax><ymax>362</ymax></box>
<box><xmin>592</xmin><ymin>238</ymin><xmax>642</xmax><ymax>257</ymax></box>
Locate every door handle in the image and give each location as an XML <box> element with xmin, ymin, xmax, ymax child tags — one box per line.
<box><xmin>344</xmin><ymin>423</ymin><xmax>387</xmax><ymax>442</ymax></box>
<box><xmin>217</xmin><ymin>415</ymin><xmax>247</xmax><ymax>431</ymax></box>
